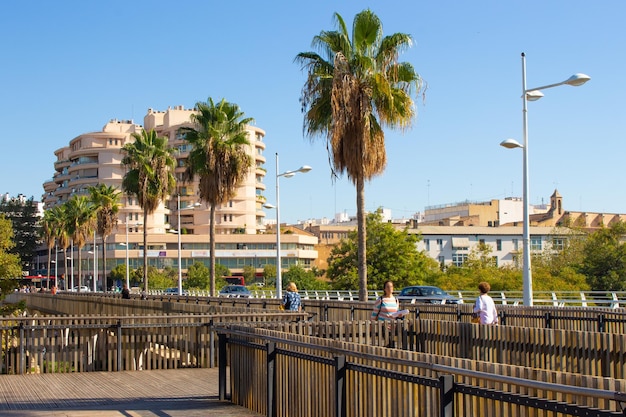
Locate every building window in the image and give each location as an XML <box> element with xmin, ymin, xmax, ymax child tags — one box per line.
<box><xmin>479</xmin><ymin>239</ymin><xmax>485</xmax><ymax>245</ymax></box>
<box><xmin>530</xmin><ymin>237</ymin><xmax>542</xmax><ymax>251</ymax></box>
<box><xmin>424</xmin><ymin>239</ymin><xmax>430</xmax><ymax>251</ymax></box>
<box><xmin>436</xmin><ymin>239</ymin><xmax>443</xmax><ymax>250</ymax></box>
<box><xmin>438</xmin><ymin>255</ymin><xmax>445</xmax><ymax>269</ymax></box>
<box><xmin>496</xmin><ymin>239</ymin><xmax>502</xmax><ymax>251</ymax></box>
<box><xmin>512</xmin><ymin>239</ymin><xmax>519</xmax><ymax>251</ymax></box>
<box><xmin>452</xmin><ymin>253</ymin><xmax>468</xmax><ymax>267</ymax></box>
<box><xmin>552</xmin><ymin>237</ymin><xmax>565</xmax><ymax>251</ymax></box>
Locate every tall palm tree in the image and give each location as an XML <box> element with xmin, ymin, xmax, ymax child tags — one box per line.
<box><xmin>121</xmin><ymin>129</ymin><xmax>176</xmax><ymax>293</ymax></box>
<box><xmin>52</xmin><ymin>204</ymin><xmax>70</xmax><ymax>290</ymax></box>
<box><xmin>89</xmin><ymin>184</ymin><xmax>121</xmax><ymax>291</ymax></box>
<box><xmin>65</xmin><ymin>196</ymin><xmax>96</xmax><ymax>292</ymax></box>
<box><xmin>181</xmin><ymin>98</ymin><xmax>253</xmax><ymax>297</ymax></box>
<box><xmin>295</xmin><ymin>9</ymin><xmax>423</xmax><ymax>301</ymax></box>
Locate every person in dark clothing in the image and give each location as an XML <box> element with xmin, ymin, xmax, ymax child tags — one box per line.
<box><xmin>121</xmin><ymin>284</ymin><xmax>131</xmax><ymax>299</ymax></box>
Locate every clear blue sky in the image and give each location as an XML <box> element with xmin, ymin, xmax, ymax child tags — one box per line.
<box><xmin>1</xmin><ymin>1</ymin><xmax>624</xmax><ymax>224</ymax></box>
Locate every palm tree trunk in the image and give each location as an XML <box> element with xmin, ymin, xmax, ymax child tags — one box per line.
<box><xmin>209</xmin><ymin>204</ymin><xmax>216</xmax><ymax>297</ymax></box>
<box><xmin>101</xmin><ymin>235</ymin><xmax>107</xmax><ymax>292</ymax></box>
<box><xmin>357</xmin><ymin>176</ymin><xmax>368</xmax><ymax>301</ymax></box>
<box><xmin>143</xmin><ymin>207</ymin><xmax>149</xmax><ymax>293</ymax></box>
<box><xmin>46</xmin><ymin>246</ymin><xmax>51</xmax><ymax>290</ymax></box>
<box><xmin>77</xmin><ymin>248</ymin><xmax>82</xmax><ymax>292</ymax></box>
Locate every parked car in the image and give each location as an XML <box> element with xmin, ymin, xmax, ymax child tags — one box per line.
<box><xmin>219</xmin><ymin>285</ymin><xmax>252</xmax><ymax>298</ymax></box>
<box><xmin>69</xmin><ymin>286</ymin><xmax>91</xmax><ymax>292</ymax></box>
<box><xmin>163</xmin><ymin>287</ymin><xmax>188</xmax><ymax>295</ymax></box>
<box><xmin>397</xmin><ymin>286</ymin><xmax>459</xmax><ymax>304</ymax></box>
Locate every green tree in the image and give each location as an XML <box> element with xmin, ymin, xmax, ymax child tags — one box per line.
<box><xmin>580</xmin><ymin>222</ymin><xmax>626</xmax><ymax>290</ymax></box>
<box><xmin>41</xmin><ymin>208</ymin><xmax>59</xmax><ymax>288</ymax></box>
<box><xmin>296</xmin><ymin>9</ymin><xmax>424</xmax><ymax>301</ymax></box>
<box><xmin>327</xmin><ymin>211</ymin><xmax>438</xmax><ymax>291</ymax></box>
<box><xmin>0</xmin><ymin>214</ymin><xmax>22</xmax><ymax>295</ymax></box>
<box><xmin>185</xmin><ymin>262</ymin><xmax>210</xmax><ymax>289</ymax></box>
<box><xmin>89</xmin><ymin>184</ymin><xmax>121</xmax><ymax>291</ymax></box>
<box><xmin>109</xmin><ymin>263</ymin><xmax>127</xmax><ymax>284</ymax></box>
<box><xmin>64</xmin><ymin>196</ymin><xmax>96</xmax><ymax>291</ymax></box>
<box><xmin>242</xmin><ymin>265</ymin><xmax>256</xmax><ymax>284</ymax></box>
<box><xmin>283</xmin><ymin>265</ymin><xmax>330</xmax><ymax>291</ymax></box>
<box><xmin>0</xmin><ymin>197</ymin><xmax>40</xmax><ymax>273</ymax></box>
<box><xmin>181</xmin><ymin>98</ymin><xmax>253</xmax><ymax>297</ymax></box>
<box><xmin>122</xmin><ymin>129</ymin><xmax>177</xmax><ymax>293</ymax></box>
<box><xmin>263</xmin><ymin>264</ymin><xmax>276</xmax><ymax>287</ymax></box>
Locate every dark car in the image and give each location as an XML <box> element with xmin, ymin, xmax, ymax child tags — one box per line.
<box><xmin>219</xmin><ymin>285</ymin><xmax>252</xmax><ymax>298</ymax></box>
<box><xmin>163</xmin><ymin>287</ymin><xmax>188</xmax><ymax>295</ymax></box>
<box><xmin>397</xmin><ymin>286</ymin><xmax>460</xmax><ymax>304</ymax></box>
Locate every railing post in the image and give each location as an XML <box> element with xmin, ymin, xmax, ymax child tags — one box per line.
<box><xmin>209</xmin><ymin>319</ymin><xmax>215</xmax><ymax>368</ymax></box>
<box><xmin>324</xmin><ymin>304</ymin><xmax>329</xmax><ymax>321</ymax></box>
<box><xmin>350</xmin><ymin>305</ymin><xmax>355</xmax><ymax>321</ymax></box>
<box><xmin>116</xmin><ymin>320</ymin><xmax>122</xmax><ymax>371</ymax></box>
<box><xmin>598</xmin><ymin>314</ymin><xmax>605</xmax><ymax>333</ymax></box>
<box><xmin>500</xmin><ymin>311</ymin><xmax>506</xmax><ymax>326</ymax></box>
<box><xmin>267</xmin><ymin>341</ymin><xmax>277</xmax><ymax>417</ymax></box>
<box><xmin>439</xmin><ymin>374</ymin><xmax>454</xmax><ymax>417</ymax></box>
<box><xmin>334</xmin><ymin>355</ymin><xmax>347</xmax><ymax>417</ymax></box>
<box><xmin>19</xmin><ymin>322</ymin><xmax>25</xmax><ymax>375</ymax></box>
<box><xmin>218</xmin><ymin>333</ymin><xmax>228</xmax><ymax>401</ymax></box>
<box><xmin>545</xmin><ymin>312</ymin><xmax>552</xmax><ymax>329</ymax></box>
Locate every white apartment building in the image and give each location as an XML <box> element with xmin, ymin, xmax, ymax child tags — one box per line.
<box><xmin>411</xmin><ymin>225</ymin><xmax>569</xmax><ymax>268</ymax></box>
<box><xmin>40</xmin><ymin>106</ymin><xmax>317</xmax><ymax>286</ymax></box>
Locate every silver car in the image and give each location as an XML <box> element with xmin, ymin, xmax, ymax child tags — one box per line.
<box><xmin>218</xmin><ymin>285</ymin><xmax>252</xmax><ymax>298</ymax></box>
<box><xmin>397</xmin><ymin>286</ymin><xmax>459</xmax><ymax>304</ymax></box>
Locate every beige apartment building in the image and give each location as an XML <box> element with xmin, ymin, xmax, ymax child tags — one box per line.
<box><xmin>41</xmin><ymin>106</ymin><xmax>317</xmax><ymax>288</ymax></box>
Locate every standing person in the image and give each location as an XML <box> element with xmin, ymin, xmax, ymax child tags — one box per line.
<box><xmin>473</xmin><ymin>282</ymin><xmax>499</xmax><ymax>325</ymax></box>
<box><xmin>121</xmin><ymin>284</ymin><xmax>131</xmax><ymax>299</ymax></box>
<box><xmin>282</xmin><ymin>282</ymin><xmax>302</xmax><ymax>312</ymax></box>
<box><xmin>370</xmin><ymin>280</ymin><xmax>399</xmax><ymax>321</ymax></box>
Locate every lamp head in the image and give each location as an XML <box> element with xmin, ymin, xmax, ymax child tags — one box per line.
<box><xmin>500</xmin><ymin>139</ymin><xmax>524</xmax><ymax>149</ymax></box>
<box><xmin>565</xmin><ymin>73</ymin><xmax>591</xmax><ymax>87</ymax></box>
<box><xmin>264</xmin><ymin>203</ymin><xmax>276</xmax><ymax>209</ymax></box>
<box><xmin>283</xmin><ymin>173</ymin><xmax>295</xmax><ymax>178</ymax></box>
<box><xmin>297</xmin><ymin>165</ymin><xmax>312</xmax><ymax>173</ymax></box>
<box><xmin>525</xmin><ymin>90</ymin><xmax>544</xmax><ymax>101</ymax></box>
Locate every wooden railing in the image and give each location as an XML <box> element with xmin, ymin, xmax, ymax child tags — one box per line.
<box><xmin>218</xmin><ymin>325</ymin><xmax>626</xmax><ymax>417</ymax></box>
<box><xmin>8</xmin><ymin>293</ymin><xmax>626</xmax><ymax>334</ymax></box>
<box><xmin>0</xmin><ymin>312</ymin><xmax>307</xmax><ymax>375</ymax></box>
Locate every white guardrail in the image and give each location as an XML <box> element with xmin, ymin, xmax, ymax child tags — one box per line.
<box><xmin>149</xmin><ymin>289</ymin><xmax>626</xmax><ymax>308</ymax></box>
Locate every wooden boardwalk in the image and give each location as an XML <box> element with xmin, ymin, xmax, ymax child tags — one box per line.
<box><xmin>0</xmin><ymin>368</ymin><xmax>262</xmax><ymax>417</ymax></box>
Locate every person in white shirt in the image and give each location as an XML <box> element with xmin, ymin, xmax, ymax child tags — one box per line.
<box><xmin>473</xmin><ymin>281</ymin><xmax>499</xmax><ymax>325</ymax></box>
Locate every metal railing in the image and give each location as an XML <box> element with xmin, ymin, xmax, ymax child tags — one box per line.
<box><xmin>148</xmin><ymin>288</ymin><xmax>626</xmax><ymax>308</ymax></box>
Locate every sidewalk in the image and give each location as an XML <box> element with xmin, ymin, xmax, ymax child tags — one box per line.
<box><xmin>0</xmin><ymin>368</ymin><xmax>262</xmax><ymax>417</ymax></box>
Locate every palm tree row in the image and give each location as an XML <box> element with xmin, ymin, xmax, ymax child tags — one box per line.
<box><xmin>41</xmin><ymin>184</ymin><xmax>121</xmax><ymax>291</ymax></box>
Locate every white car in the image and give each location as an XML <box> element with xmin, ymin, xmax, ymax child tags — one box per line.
<box><xmin>70</xmin><ymin>286</ymin><xmax>91</xmax><ymax>292</ymax></box>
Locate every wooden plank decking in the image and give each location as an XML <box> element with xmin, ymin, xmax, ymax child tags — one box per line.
<box><xmin>0</xmin><ymin>368</ymin><xmax>262</xmax><ymax>417</ymax></box>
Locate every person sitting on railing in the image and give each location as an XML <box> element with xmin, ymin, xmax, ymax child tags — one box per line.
<box><xmin>473</xmin><ymin>282</ymin><xmax>499</xmax><ymax>325</ymax></box>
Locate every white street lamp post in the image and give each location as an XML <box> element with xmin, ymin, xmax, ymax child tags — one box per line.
<box><xmin>264</xmin><ymin>153</ymin><xmax>311</xmax><ymax>299</ymax></box>
<box><xmin>170</xmin><ymin>197</ymin><xmax>199</xmax><ymax>296</ymax></box>
<box><xmin>125</xmin><ymin>217</ymin><xmax>130</xmax><ymax>290</ymax></box>
<box><xmin>501</xmin><ymin>52</ymin><xmax>590</xmax><ymax>306</ymax></box>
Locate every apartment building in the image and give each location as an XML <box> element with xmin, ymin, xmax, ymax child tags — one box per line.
<box><xmin>40</xmin><ymin>106</ymin><xmax>317</xmax><ymax>285</ymax></box>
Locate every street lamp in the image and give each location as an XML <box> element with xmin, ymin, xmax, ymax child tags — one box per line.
<box><xmin>264</xmin><ymin>152</ymin><xmax>311</xmax><ymax>299</ymax></box>
<box><xmin>169</xmin><ymin>196</ymin><xmax>200</xmax><ymax>296</ymax></box>
<box><xmin>500</xmin><ymin>52</ymin><xmax>590</xmax><ymax>306</ymax></box>
<box><xmin>88</xmin><ymin>245</ymin><xmax>97</xmax><ymax>292</ymax></box>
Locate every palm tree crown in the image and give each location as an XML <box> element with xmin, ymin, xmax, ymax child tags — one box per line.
<box><xmin>296</xmin><ymin>9</ymin><xmax>423</xmax><ymax>300</ymax></box>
